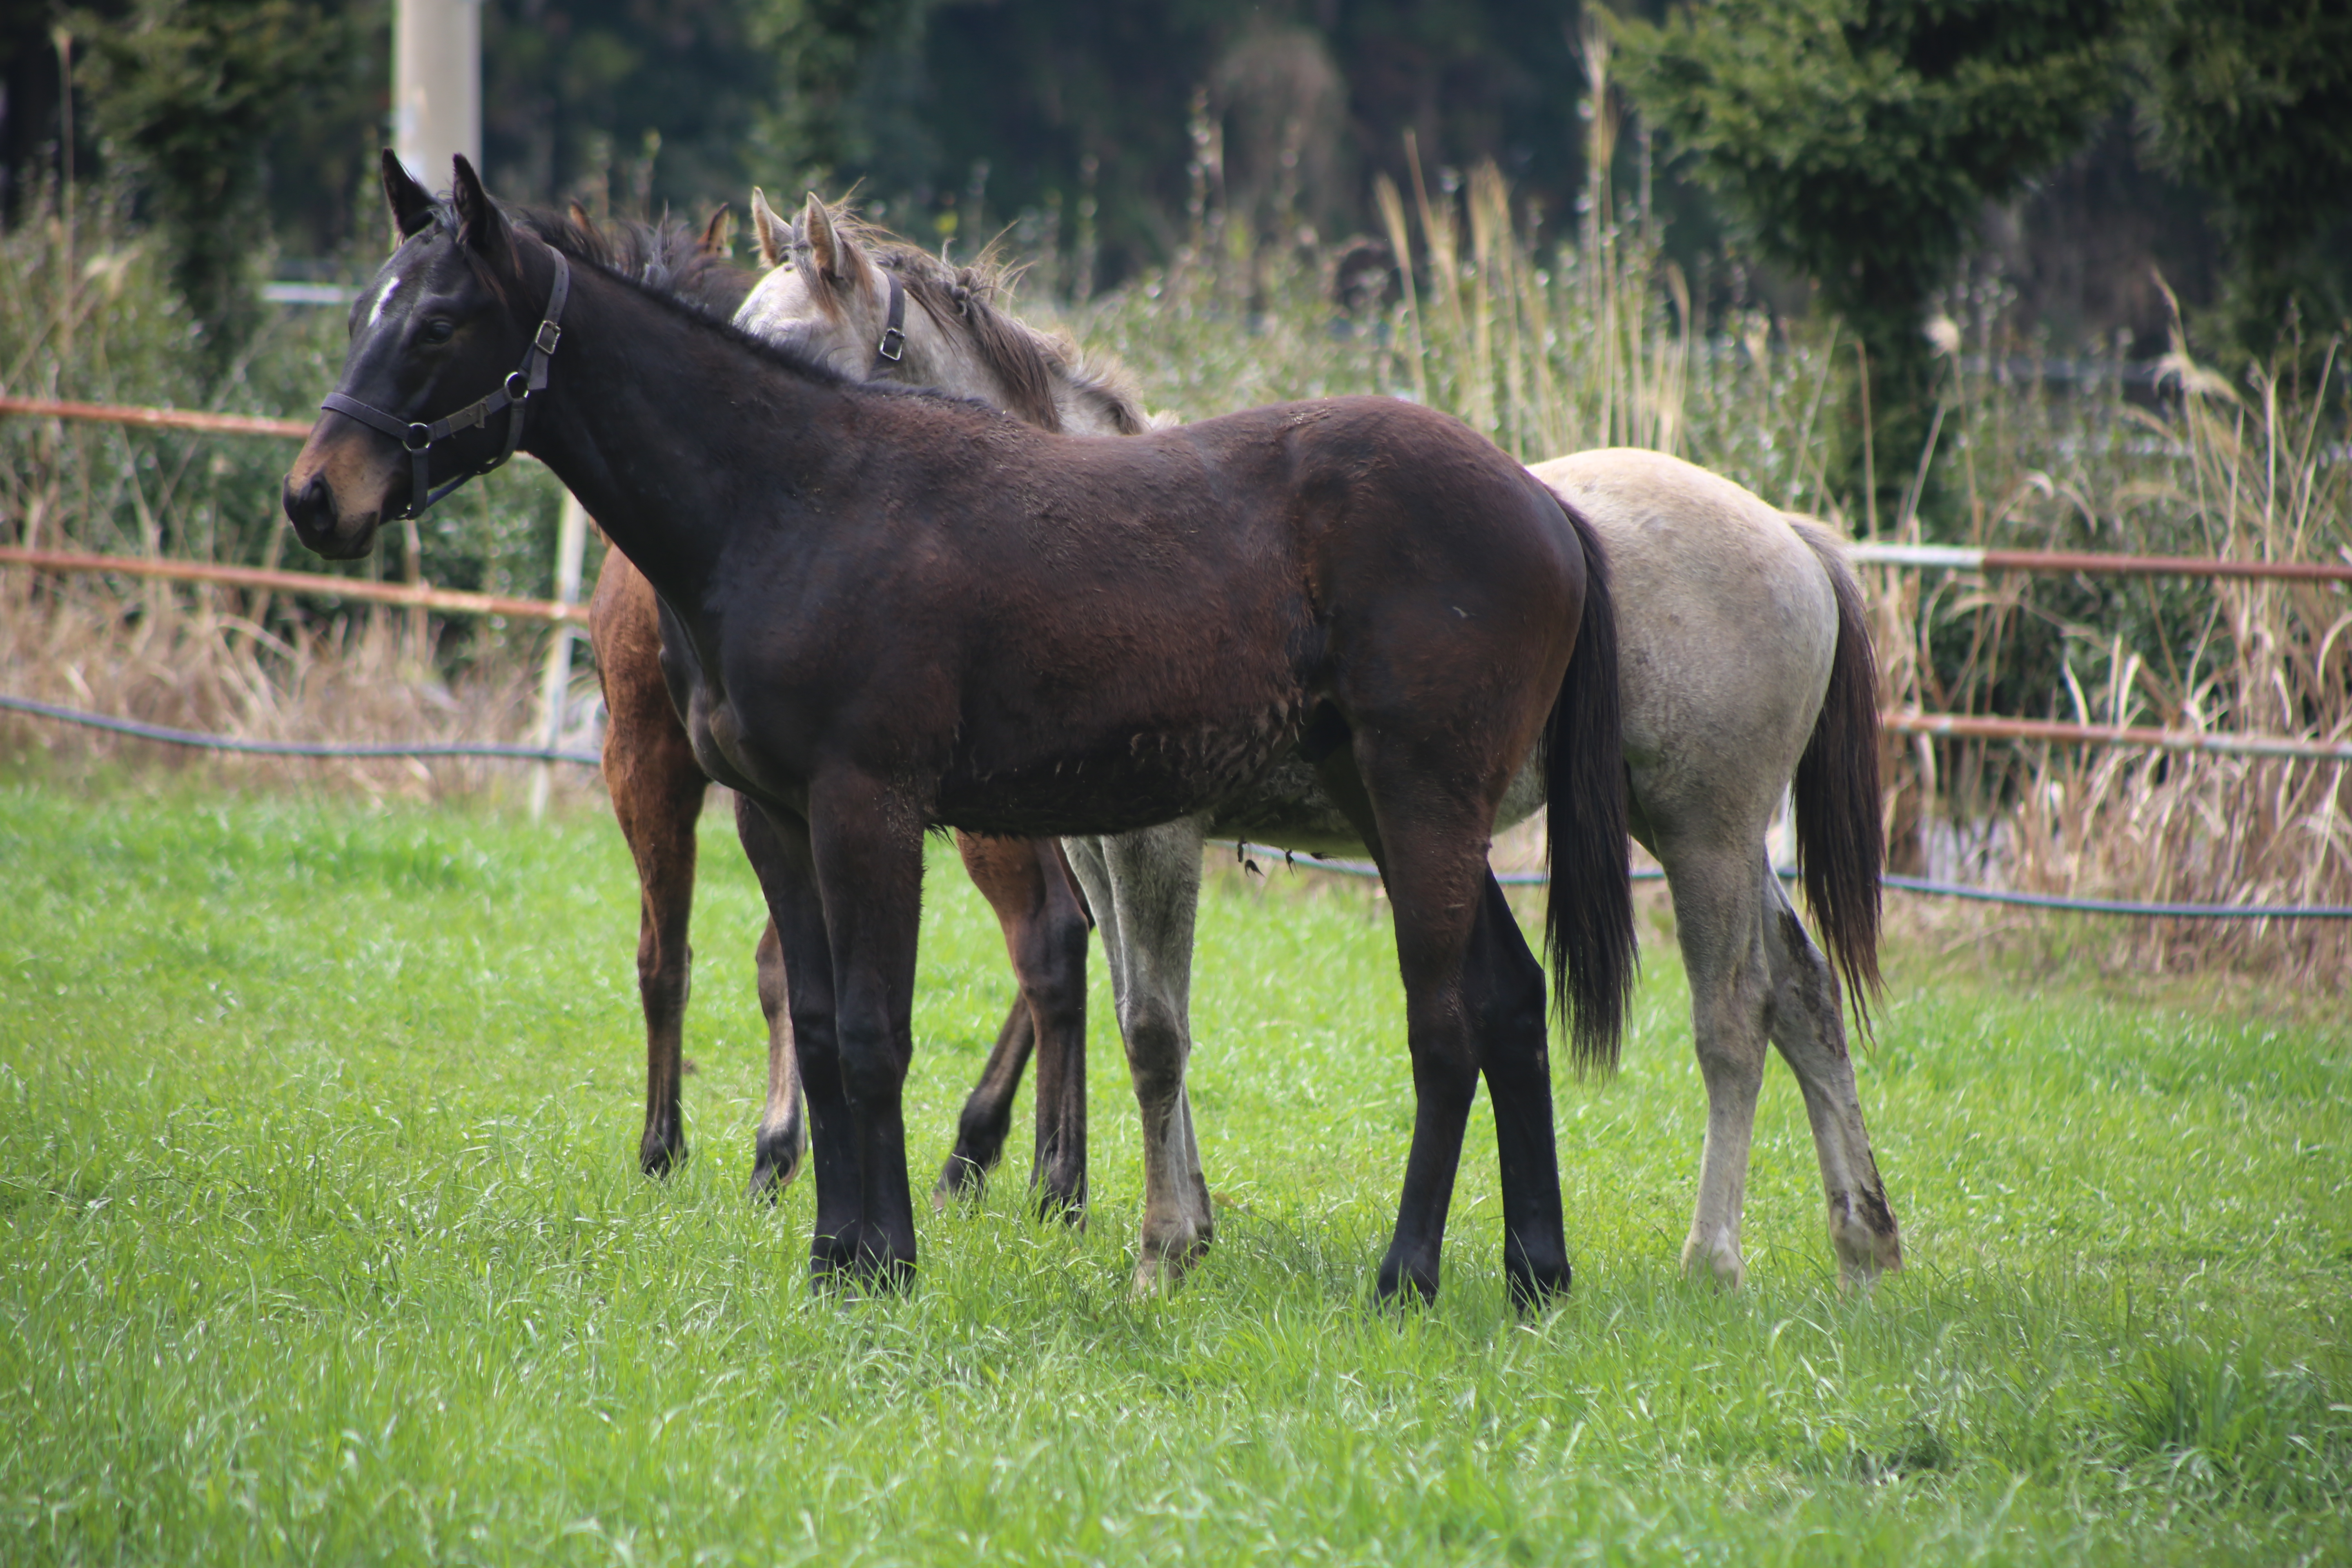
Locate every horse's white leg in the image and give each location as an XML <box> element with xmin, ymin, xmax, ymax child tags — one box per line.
<box><xmin>1657</xmin><ymin>840</ymin><xmax>1775</xmax><ymax>1289</ymax></box>
<box><xmin>1760</xmin><ymin>872</ymin><xmax>1902</xmax><ymax>1287</ymax></box>
<box><xmin>1065</xmin><ymin>819</ymin><xmax>1214</xmax><ymax>1294</ymax></box>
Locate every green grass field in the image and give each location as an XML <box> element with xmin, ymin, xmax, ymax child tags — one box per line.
<box><xmin>2</xmin><ymin>776</ymin><xmax>2346</xmax><ymax>1565</ymax></box>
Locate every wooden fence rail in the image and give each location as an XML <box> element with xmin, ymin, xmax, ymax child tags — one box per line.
<box><xmin>1884</xmin><ymin>709</ymin><xmax>2352</xmax><ymax>764</ymax></box>
<box><xmin>0</xmin><ymin>394</ymin><xmax>313</xmax><ymax>440</ymax></box>
<box><xmin>0</xmin><ymin>546</ymin><xmax>588</xmax><ymax>625</ymax></box>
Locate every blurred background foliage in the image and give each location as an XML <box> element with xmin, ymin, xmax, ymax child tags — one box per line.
<box><xmin>6</xmin><ymin>0</ymin><xmax>2340</xmax><ymax>368</ymax></box>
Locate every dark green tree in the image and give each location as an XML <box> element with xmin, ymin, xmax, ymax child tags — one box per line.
<box><xmin>479</xmin><ymin>0</ymin><xmax>783</xmax><ymax>220</ymax></box>
<box><xmin>2131</xmin><ymin>0</ymin><xmax>2352</xmax><ymax>371</ymax></box>
<box><xmin>74</xmin><ymin>0</ymin><xmax>360</xmax><ymax>379</ymax></box>
<box><xmin>1615</xmin><ymin>0</ymin><xmax>2127</xmax><ymax>530</ymax></box>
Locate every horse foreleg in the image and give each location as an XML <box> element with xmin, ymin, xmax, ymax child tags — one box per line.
<box><xmin>1659</xmin><ymin>843</ymin><xmax>1774</xmax><ymax>1289</ymax></box>
<box><xmin>1761</xmin><ymin>872</ymin><xmax>1902</xmax><ymax>1287</ymax></box>
<box><xmin>1066</xmin><ymin>820</ymin><xmax>1214</xmax><ymax>1294</ymax></box>
<box><xmin>951</xmin><ymin>833</ymin><xmax>1091</xmax><ymax>1221</ymax></box>
<box><xmin>732</xmin><ymin>800</ymin><xmax>858</xmax><ymax>1270</ymax></box>
<box><xmin>804</xmin><ymin>773</ymin><xmax>926</xmax><ymax>1290</ymax></box>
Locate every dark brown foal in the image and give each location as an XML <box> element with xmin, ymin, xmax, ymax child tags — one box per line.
<box><xmin>588</xmin><ymin>545</ymin><xmax>1091</xmax><ymax>1206</ymax></box>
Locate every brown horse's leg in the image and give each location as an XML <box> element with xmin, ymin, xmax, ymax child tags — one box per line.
<box><xmin>934</xmin><ymin>1000</ymin><xmax>1036</xmax><ymax>1209</ymax></box>
<box><xmin>948</xmin><ymin>832</ymin><xmax>1090</xmax><ymax>1221</ymax></box>
<box><xmin>590</xmin><ymin>553</ymin><xmax>708</xmax><ymax>1177</ymax></box>
<box><xmin>748</xmin><ymin>915</ymin><xmax>807</xmax><ymax>1198</ymax></box>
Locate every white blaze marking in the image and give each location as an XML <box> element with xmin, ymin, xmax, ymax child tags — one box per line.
<box><xmin>369</xmin><ymin>270</ymin><xmax>404</xmax><ymax>329</ymax></box>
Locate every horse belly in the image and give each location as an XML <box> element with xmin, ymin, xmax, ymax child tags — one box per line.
<box><xmin>935</xmin><ymin>698</ymin><xmax>1310</xmax><ymax>839</ymax></box>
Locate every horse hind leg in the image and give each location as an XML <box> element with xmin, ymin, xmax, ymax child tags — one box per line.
<box><xmin>602</xmin><ymin>665</ymin><xmax>708</xmax><ymax>1178</ymax></box>
<box><xmin>1761</xmin><ymin>873</ymin><xmax>1902</xmax><ymax>1287</ymax></box>
<box><xmin>949</xmin><ymin>833</ymin><xmax>1091</xmax><ymax>1222</ymax></box>
<box><xmin>748</xmin><ymin>918</ymin><xmax>806</xmax><ymax>1197</ymax></box>
<box><xmin>1067</xmin><ymin>820</ymin><xmax>1215</xmax><ymax>1295</ymax></box>
<box><xmin>1658</xmin><ymin>841</ymin><xmax>1776</xmax><ymax>1289</ymax></box>
<box><xmin>934</xmin><ymin>1000</ymin><xmax>1034</xmax><ymax>1210</ymax></box>
<box><xmin>1464</xmin><ymin>873</ymin><xmax>1570</xmax><ymax>1308</ymax></box>
<box><xmin>1316</xmin><ymin>739</ymin><xmax>1503</xmax><ymax>1307</ymax></box>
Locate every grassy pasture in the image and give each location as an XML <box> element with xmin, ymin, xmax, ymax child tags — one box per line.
<box><xmin>1</xmin><ymin>776</ymin><xmax>2347</xmax><ymax>1565</ymax></box>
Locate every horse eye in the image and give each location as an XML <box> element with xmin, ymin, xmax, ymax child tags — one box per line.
<box><xmin>419</xmin><ymin>319</ymin><xmax>456</xmax><ymax>345</ymax></box>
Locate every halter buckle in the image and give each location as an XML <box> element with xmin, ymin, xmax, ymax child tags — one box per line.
<box><xmin>534</xmin><ymin>321</ymin><xmax>563</xmax><ymax>355</ymax></box>
<box><xmin>878</xmin><ymin>324</ymin><xmax>905</xmax><ymax>363</ymax></box>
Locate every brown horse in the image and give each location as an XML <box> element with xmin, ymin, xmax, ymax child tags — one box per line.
<box><xmin>486</xmin><ymin>203</ymin><xmax>1094</xmax><ymax>1211</ymax></box>
<box><xmin>285</xmin><ymin>154</ymin><xmax>1635</xmax><ymax>1304</ymax></box>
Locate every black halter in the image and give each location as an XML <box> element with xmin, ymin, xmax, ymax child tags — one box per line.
<box><xmin>322</xmin><ymin>245</ymin><xmax>572</xmax><ymax>520</ymax></box>
<box><xmin>876</xmin><ymin>270</ymin><xmax>906</xmax><ymax>366</ymax></box>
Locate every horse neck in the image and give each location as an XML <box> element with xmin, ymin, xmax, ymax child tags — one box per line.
<box><xmin>896</xmin><ymin>296</ymin><xmax>1127</xmax><ymax>438</ymax></box>
<box><xmin>523</xmin><ymin>263</ymin><xmax>833</xmax><ymax>600</ymax></box>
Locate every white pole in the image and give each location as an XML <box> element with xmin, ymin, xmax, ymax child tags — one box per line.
<box><xmin>529</xmin><ymin>490</ymin><xmax>590</xmax><ymax>820</ymax></box>
<box><xmin>394</xmin><ymin>0</ymin><xmax>481</xmax><ymax>188</ymax></box>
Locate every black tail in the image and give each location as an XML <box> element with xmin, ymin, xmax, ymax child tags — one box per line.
<box><xmin>1542</xmin><ymin>499</ymin><xmax>1636</xmax><ymax>1073</ymax></box>
<box><xmin>1789</xmin><ymin>519</ymin><xmax>1885</xmax><ymax>1033</ymax></box>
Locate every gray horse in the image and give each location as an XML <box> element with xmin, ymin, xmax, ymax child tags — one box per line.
<box><xmin>733</xmin><ymin>192</ymin><xmax>1901</xmax><ymax>1292</ymax></box>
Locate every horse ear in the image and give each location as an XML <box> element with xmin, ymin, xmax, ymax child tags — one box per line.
<box><xmin>750</xmin><ymin>188</ymin><xmax>791</xmax><ymax>269</ymax></box>
<box><xmin>450</xmin><ymin>155</ymin><xmax>515</xmax><ymax>272</ymax></box>
<box><xmin>802</xmin><ymin>192</ymin><xmax>865</xmax><ymax>286</ymax></box>
<box><xmin>699</xmin><ymin>202</ymin><xmax>735</xmax><ymax>258</ymax></box>
<box><xmin>381</xmin><ymin>149</ymin><xmax>436</xmax><ymax>240</ymax></box>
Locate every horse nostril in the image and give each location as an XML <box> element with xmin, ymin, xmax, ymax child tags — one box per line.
<box><xmin>283</xmin><ymin>471</ymin><xmax>328</xmax><ymax>531</ymax></box>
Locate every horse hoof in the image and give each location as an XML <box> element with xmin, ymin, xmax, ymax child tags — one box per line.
<box><xmin>1835</xmin><ymin>1236</ymin><xmax>1902</xmax><ymax>1294</ymax></box>
<box><xmin>1374</xmin><ymin>1256</ymin><xmax>1440</xmax><ymax>1309</ymax></box>
<box><xmin>1033</xmin><ymin>1183</ymin><xmax>1089</xmax><ymax>1231</ymax></box>
<box><xmin>1506</xmin><ymin>1258</ymin><xmax>1571</xmax><ymax>1313</ymax></box>
<box><xmin>639</xmin><ymin>1138</ymin><xmax>687</xmax><ymax>1178</ymax></box>
<box><xmin>810</xmin><ymin>1252</ymin><xmax>916</xmax><ymax>1298</ymax></box>
<box><xmin>1130</xmin><ymin>1234</ymin><xmax>1209</xmax><ymax>1297</ymax></box>
<box><xmin>746</xmin><ymin>1148</ymin><xmax>804</xmax><ymax>1204</ymax></box>
<box><xmin>933</xmin><ymin>1153</ymin><xmax>987</xmax><ymax>1212</ymax></box>
<box><xmin>1830</xmin><ymin>1193</ymin><xmax>1902</xmax><ymax>1289</ymax></box>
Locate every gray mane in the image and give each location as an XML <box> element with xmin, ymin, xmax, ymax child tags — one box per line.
<box><xmin>824</xmin><ymin>209</ymin><xmax>1151</xmax><ymax>437</ymax></box>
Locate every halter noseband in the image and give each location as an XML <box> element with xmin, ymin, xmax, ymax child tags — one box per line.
<box><xmin>322</xmin><ymin>244</ymin><xmax>572</xmax><ymax>520</ymax></box>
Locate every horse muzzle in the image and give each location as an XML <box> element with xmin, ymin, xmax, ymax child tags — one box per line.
<box><xmin>283</xmin><ymin>421</ymin><xmax>403</xmax><ymax>560</ymax></box>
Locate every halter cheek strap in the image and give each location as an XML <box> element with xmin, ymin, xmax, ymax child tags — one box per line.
<box><xmin>876</xmin><ymin>270</ymin><xmax>906</xmax><ymax>366</ymax></box>
<box><xmin>322</xmin><ymin>247</ymin><xmax>572</xmax><ymax>520</ymax></box>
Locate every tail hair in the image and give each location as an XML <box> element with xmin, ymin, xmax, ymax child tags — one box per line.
<box><xmin>1543</xmin><ymin>499</ymin><xmax>1636</xmax><ymax>1072</ymax></box>
<box><xmin>1788</xmin><ymin>518</ymin><xmax>1885</xmax><ymax>1033</ymax></box>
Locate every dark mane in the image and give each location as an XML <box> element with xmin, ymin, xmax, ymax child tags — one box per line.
<box><xmin>515</xmin><ymin>207</ymin><xmax>756</xmax><ymax>320</ymax></box>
